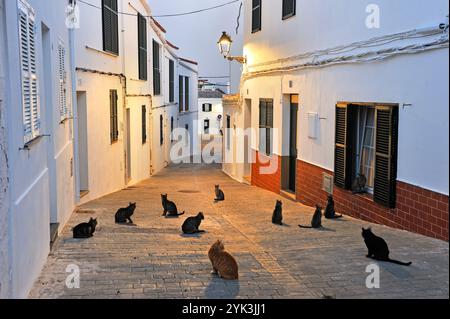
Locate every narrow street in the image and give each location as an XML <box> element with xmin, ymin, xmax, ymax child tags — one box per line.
<box><xmin>30</xmin><ymin>164</ymin><xmax>449</xmax><ymax>299</ymax></box>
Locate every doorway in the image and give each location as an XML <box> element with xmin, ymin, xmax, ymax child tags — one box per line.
<box><xmin>282</xmin><ymin>94</ymin><xmax>298</xmax><ymax>193</ymax></box>
<box><xmin>243</xmin><ymin>99</ymin><xmax>252</xmax><ymax>182</ymax></box>
<box><xmin>126</xmin><ymin>108</ymin><xmax>131</xmax><ymax>182</ymax></box>
<box><xmin>76</xmin><ymin>92</ymin><xmax>89</xmax><ymax>196</ymax></box>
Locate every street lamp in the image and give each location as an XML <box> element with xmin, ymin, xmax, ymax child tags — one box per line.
<box><xmin>217</xmin><ymin>31</ymin><xmax>246</xmax><ymax>64</ymax></box>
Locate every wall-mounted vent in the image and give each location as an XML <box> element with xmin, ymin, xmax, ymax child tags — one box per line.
<box><xmin>289</xmin><ymin>80</ymin><xmax>293</xmax><ymax>88</ymax></box>
<box><xmin>322</xmin><ymin>173</ymin><xmax>334</xmax><ymax>194</ymax></box>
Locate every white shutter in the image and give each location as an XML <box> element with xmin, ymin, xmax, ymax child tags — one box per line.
<box><xmin>58</xmin><ymin>42</ymin><xmax>68</xmax><ymax>120</ymax></box>
<box><xmin>18</xmin><ymin>0</ymin><xmax>40</xmax><ymax>143</ymax></box>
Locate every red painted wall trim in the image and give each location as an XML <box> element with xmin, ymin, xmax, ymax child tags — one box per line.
<box><xmin>296</xmin><ymin>159</ymin><xmax>449</xmax><ymax>241</ymax></box>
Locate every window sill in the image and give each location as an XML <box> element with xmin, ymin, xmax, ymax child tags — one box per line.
<box><xmin>20</xmin><ymin>134</ymin><xmax>47</xmax><ymax>151</ymax></box>
<box><xmin>85</xmin><ymin>45</ymin><xmax>119</xmax><ymax>58</ymax></box>
<box><xmin>282</xmin><ymin>13</ymin><xmax>296</xmax><ymax>21</ymax></box>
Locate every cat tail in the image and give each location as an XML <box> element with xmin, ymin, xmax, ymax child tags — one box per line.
<box><xmin>334</xmin><ymin>214</ymin><xmax>344</xmax><ymax>219</ymax></box>
<box><xmin>298</xmin><ymin>225</ymin><xmax>313</xmax><ymax>229</ymax></box>
<box><xmin>178</xmin><ymin>211</ymin><xmax>185</xmax><ymax>216</ymax></box>
<box><xmin>387</xmin><ymin>259</ymin><xmax>412</xmax><ymax>266</ymax></box>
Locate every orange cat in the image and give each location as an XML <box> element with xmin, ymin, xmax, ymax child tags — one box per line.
<box><xmin>208</xmin><ymin>240</ymin><xmax>239</xmax><ymax>280</ymax></box>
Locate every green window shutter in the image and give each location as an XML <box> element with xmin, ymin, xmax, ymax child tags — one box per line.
<box><xmin>185</xmin><ymin>77</ymin><xmax>190</xmax><ymax>111</ymax></box>
<box><xmin>160</xmin><ymin>115</ymin><xmax>164</xmax><ymax>145</ymax></box>
<box><xmin>374</xmin><ymin>106</ymin><xmax>399</xmax><ymax>208</ymax></box>
<box><xmin>282</xmin><ymin>0</ymin><xmax>296</xmax><ymax>20</ymax></box>
<box><xmin>102</xmin><ymin>0</ymin><xmax>119</xmax><ymax>55</ymax></box>
<box><xmin>169</xmin><ymin>60</ymin><xmax>175</xmax><ymax>102</ymax></box>
<box><xmin>252</xmin><ymin>0</ymin><xmax>262</xmax><ymax>33</ymax></box>
<box><xmin>138</xmin><ymin>14</ymin><xmax>147</xmax><ymax>80</ymax></box>
<box><xmin>179</xmin><ymin>75</ymin><xmax>184</xmax><ymax>112</ymax></box>
<box><xmin>142</xmin><ymin>105</ymin><xmax>147</xmax><ymax>144</ymax></box>
<box><xmin>153</xmin><ymin>40</ymin><xmax>161</xmax><ymax>95</ymax></box>
<box><xmin>110</xmin><ymin>90</ymin><xmax>118</xmax><ymax>143</ymax></box>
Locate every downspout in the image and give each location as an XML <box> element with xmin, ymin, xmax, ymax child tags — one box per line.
<box><xmin>69</xmin><ymin>11</ymin><xmax>80</xmax><ymax>204</ymax></box>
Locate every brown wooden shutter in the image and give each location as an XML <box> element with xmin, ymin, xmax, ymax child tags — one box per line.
<box><xmin>374</xmin><ymin>106</ymin><xmax>399</xmax><ymax>208</ymax></box>
<box><xmin>334</xmin><ymin>103</ymin><xmax>355</xmax><ymax>189</ymax></box>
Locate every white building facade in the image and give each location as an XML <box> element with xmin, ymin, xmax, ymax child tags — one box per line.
<box><xmin>198</xmin><ymin>88</ymin><xmax>225</xmax><ymax>137</ymax></box>
<box><xmin>0</xmin><ymin>0</ymin><xmax>199</xmax><ymax>298</ymax></box>
<box><xmin>226</xmin><ymin>0</ymin><xmax>449</xmax><ymax>240</ymax></box>
<box><xmin>0</xmin><ymin>0</ymin><xmax>76</xmax><ymax>298</ymax></box>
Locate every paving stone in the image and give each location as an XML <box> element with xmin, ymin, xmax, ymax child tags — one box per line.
<box><xmin>29</xmin><ymin>163</ymin><xmax>449</xmax><ymax>299</ymax></box>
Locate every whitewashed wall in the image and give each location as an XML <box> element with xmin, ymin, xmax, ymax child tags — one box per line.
<box><xmin>0</xmin><ymin>0</ymin><xmax>10</xmax><ymax>298</ymax></box>
<box><xmin>2</xmin><ymin>0</ymin><xmax>76</xmax><ymax>298</ymax></box>
<box><xmin>198</xmin><ymin>98</ymin><xmax>224</xmax><ymax>135</ymax></box>
<box><xmin>241</xmin><ymin>0</ymin><xmax>449</xmax><ymax>195</ymax></box>
<box><xmin>178</xmin><ymin>61</ymin><xmax>200</xmax><ymax>159</ymax></box>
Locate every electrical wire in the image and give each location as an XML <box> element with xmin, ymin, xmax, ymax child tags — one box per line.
<box><xmin>77</xmin><ymin>0</ymin><xmax>240</xmax><ymax>18</ymax></box>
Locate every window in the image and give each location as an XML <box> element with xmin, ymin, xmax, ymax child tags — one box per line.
<box><xmin>58</xmin><ymin>42</ymin><xmax>68</xmax><ymax>121</ymax></box>
<box><xmin>18</xmin><ymin>0</ymin><xmax>40</xmax><ymax>143</ymax></box>
<box><xmin>142</xmin><ymin>105</ymin><xmax>147</xmax><ymax>144</ymax></box>
<box><xmin>102</xmin><ymin>0</ymin><xmax>119</xmax><ymax>55</ymax></box>
<box><xmin>153</xmin><ymin>40</ymin><xmax>161</xmax><ymax>95</ymax></box>
<box><xmin>259</xmin><ymin>99</ymin><xmax>273</xmax><ymax>155</ymax></box>
<box><xmin>185</xmin><ymin>77</ymin><xmax>190</xmax><ymax>112</ymax></box>
<box><xmin>160</xmin><ymin>115</ymin><xmax>164</xmax><ymax>145</ymax></box>
<box><xmin>137</xmin><ymin>13</ymin><xmax>147</xmax><ymax>80</ymax></box>
<box><xmin>226</xmin><ymin>115</ymin><xmax>231</xmax><ymax>150</ymax></box>
<box><xmin>179</xmin><ymin>75</ymin><xmax>184</xmax><ymax>112</ymax></box>
<box><xmin>202</xmin><ymin>103</ymin><xmax>212</xmax><ymax>112</ymax></box>
<box><xmin>170</xmin><ymin>116</ymin><xmax>174</xmax><ymax>142</ymax></box>
<box><xmin>334</xmin><ymin>103</ymin><xmax>399</xmax><ymax>208</ymax></box>
<box><xmin>109</xmin><ymin>90</ymin><xmax>119</xmax><ymax>143</ymax></box>
<box><xmin>252</xmin><ymin>0</ymin><xmax>262</xmax><ymax>33</ymax></box>
<box><xmin>169</xmin><ymin>60</ymin><xmax>175</xmax><ymax>102</ymax></box>
<box><xmin>282</xmin><ymin>0</ymin><xmax>296</xmax><ymax>20</ymax></box>
<box><xmin>185</xmin><ymin>124</ymin><xmax>189</xmax><ymax>146</ymax></box>
<box><xmin>204</xmin><ymin>119</ymin><xmax>210</xmax><ymax>134</ymax></box>
<box><xmin>357</xmin><ymin>107</ymin><xmax>375</xmax><ymax>189</ymax></box>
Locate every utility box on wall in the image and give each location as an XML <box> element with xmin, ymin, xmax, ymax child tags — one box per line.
<box><xmin>308</xmin><ymin>112</ymin><xmax>319</xmax><ymax>139</ymax></box>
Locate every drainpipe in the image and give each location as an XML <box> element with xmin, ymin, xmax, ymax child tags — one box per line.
<box><xmin>69</xmin><ymin>11</ymin><xmax>80</xmax><ymax>204</ymax></box>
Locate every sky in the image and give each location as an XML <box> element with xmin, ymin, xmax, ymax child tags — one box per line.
<box><xmin>148</xmin><ymin>0</ymin><xmax>244</xmax><ymax>93</ymax></box>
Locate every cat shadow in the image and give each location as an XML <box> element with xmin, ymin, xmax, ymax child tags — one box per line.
<box><xmin>115</xmin><ymin>222</ymin><xmax>138</xmax><ymax>227</ymax></box>
<box><xmin>273</xmin><ymin>223</ymin><xmax>291</xmax><ymax>227</ymax></box>
<box><xmin>373</xmin><ymin>259</ymin><xmax>413</xmax><ymax>280</ymax></box>
<box><xmin>180</xmin><ymin>232</ymin><xmax>206</xmax><ymax>238</ymax></box>
<box><xmin>317</xmin><ymin>226</ymin><xmax>336</xmax><ymax>232</ymax></box>
<box><xmin>204</xmin><ymin>276</ymin><xmax>240</xmax><ymax>299</ymax></box>
<box><xmin>325</xmin><ymin>217</ymin><xmax>347</xmax><ymax>222</ymax></box>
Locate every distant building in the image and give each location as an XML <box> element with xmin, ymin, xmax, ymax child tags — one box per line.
<box><xmin>198</xmin><ymin>88</ymin><xmax>225</xmax><ymax>138</ymax></box>
<box><xmin>226</xmin><ymin>0</ymin><xmax>449</xmax><ymax>240</ymax></box>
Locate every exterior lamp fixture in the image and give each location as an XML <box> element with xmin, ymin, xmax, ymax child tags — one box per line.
<box><xmin>217</xmin><ymin>31</ymin><xmax>246</xmax><ymax>64</ymax></box>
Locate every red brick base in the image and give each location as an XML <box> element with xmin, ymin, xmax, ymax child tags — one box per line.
<box><xmin>296</xmin><ymin>160</ymin><xmax>449</xmax><ymax>241</ymax></box>
<box><xmin>251</xmin><ymin>151</ymin><xmax>281</xmax><ymax>194</ymax></box>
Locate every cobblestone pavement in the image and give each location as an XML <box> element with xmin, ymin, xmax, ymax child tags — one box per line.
<box><xmin>30</xmin><ymin>164</ymin><xmax>449</xmax><ymax>299</ymax></box>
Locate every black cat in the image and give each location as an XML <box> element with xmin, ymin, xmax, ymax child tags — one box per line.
<box><xmin>272</xmin><ymin>200</ymin><xmax>283</xmax><ymax>225</ymax></box>
<box><xmin>362</xmin><ymin>228</ymin><xmax>412</xmax><ymax>266</ymax></box>
<box><xmin>73</xmin><ymin>218</ymin><xmax>98</xmax><ymax>239</ymax></box>
<box><xmin>115</xmin><ymin>202</ymin><xmax>136</xmax><ymax>224</ymax></box>
<box><xmin>352</xmin><ymin>174</ymin><xmax>367</xmax><ymax>194</ymax></box>
<box><xmin>182</xmin><ymin>212</ymin><xmax>205</xmax><ymax>234</ymax></box>
<box><xmin>161</xmin><ymin>194</ymin><xmax>185</xmax><ymax>217</ymax></box>
<box><xmin>324</xmin><ymin>195</ymin><xmax>343</xmax><ymax>219</ymax></box>
<box><xmin>299</xmin><ymin>205</ymin><xmax>323</xmax><ymax>229</ymax></box>
<box><xmin>214</xmin><ymin>185</ymin><xmax>225</xmax><ymax>202</ymax></box>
